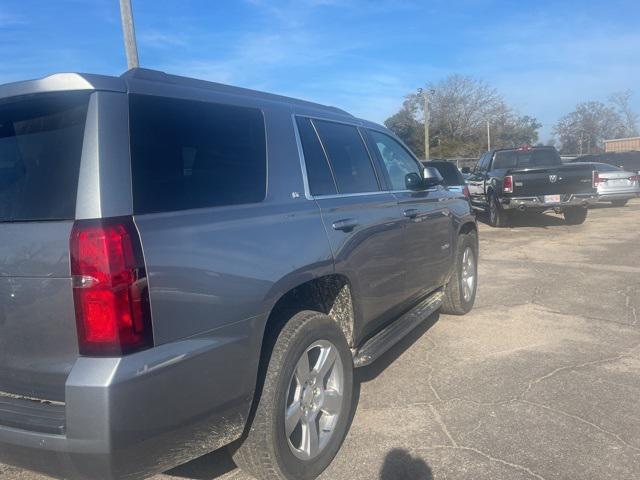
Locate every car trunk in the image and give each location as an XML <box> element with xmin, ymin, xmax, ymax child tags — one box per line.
<box><xmin>598</xmin><ymin>171</ymin><xmax>639</xmax><ymax>193</ymax></box>
<box><xmin>0</xmin><ymin>92</ymin><xmax>90</xmax><ymax>402</ymax></box>
<box><xmin>508</xmin><ymin>164</ymin><xmax>596</xmax><ymax>197</ymax></box>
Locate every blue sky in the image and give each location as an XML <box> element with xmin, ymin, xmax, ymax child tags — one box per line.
<box><xmin>1</xmin><ymin>0</ymin><xmax>639</xmax><ymax>140</ymax></box>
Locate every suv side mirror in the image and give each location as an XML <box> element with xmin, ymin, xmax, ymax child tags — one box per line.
<box><xmin>423</xmin><ymin>167</ymin><xmax>444</xmax><ymax>188</ymax></box>
<box><xmin>405</xmin><ymin>172</ymin><xmax>424</xmax><ymax>191</ymax></box>
<box><xmin>461</xmin><ymin>167</ymin><xmax>471</xmax><ymax>174</ymax></box>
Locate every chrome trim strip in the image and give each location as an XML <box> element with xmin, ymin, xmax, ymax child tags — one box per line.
<box><xmin>291</xmin><ymin>114</ymin><xmax>314</xmax><ymax>200</ymax></box>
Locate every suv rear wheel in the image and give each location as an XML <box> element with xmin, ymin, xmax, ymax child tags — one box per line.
<box><xmin>441</xmin><ymin>231</ymin><xmax>478</xmax><ymax>315</ymax></box>
<box><xmin>232</xmin><ymin>311</ymin><xmax>354</xmax><ymax>480</ymax></box>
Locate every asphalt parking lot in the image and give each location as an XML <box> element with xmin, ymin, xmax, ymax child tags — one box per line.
<box><xmin>3</xmin><ymin>199</ymin><xmax>640</xmax><ymax>480</ymax></box>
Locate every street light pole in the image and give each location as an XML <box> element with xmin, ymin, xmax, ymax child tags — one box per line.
<box><xmin>119</xmin><ymin>0</ymin><xmax>139</xmax><ymax>69</ymax></box>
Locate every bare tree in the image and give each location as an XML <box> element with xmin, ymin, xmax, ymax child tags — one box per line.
<box><xmin>608</xmin><ymin>90</ymin><xmax>639</xmax><ymax>137</ymax></box>
<box><xmin>385</xmin><ymin>75</ymin><xmax>541</xmax><ymax>157</ymax></box>
<box><xmin>553</xmin><ymin>101</ymin><xmax>626</xmax><ymax>154</ymax></box>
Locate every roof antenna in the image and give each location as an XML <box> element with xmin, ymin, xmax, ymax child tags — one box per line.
<box><xmin>119</xmin><ymin>0</ymin><xmax>139</xmax><ymax>69</ymax></box>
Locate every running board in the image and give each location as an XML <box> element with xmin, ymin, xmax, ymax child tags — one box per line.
<box><xmin>353</xmin><ymin>289</ymin><xmax>444</xmax><ymax>368</ymax></box>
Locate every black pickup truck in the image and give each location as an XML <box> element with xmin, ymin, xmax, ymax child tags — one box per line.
<box><xmin>466</xmin><ymin>146</ymin><xmax>597</xmax><ymax>227</ymax></box>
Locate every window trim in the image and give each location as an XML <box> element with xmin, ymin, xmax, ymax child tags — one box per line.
<box><xmin>293</xmin><ymin>114</ymin><xmax>384</xmax><ymax>199</ymax></box>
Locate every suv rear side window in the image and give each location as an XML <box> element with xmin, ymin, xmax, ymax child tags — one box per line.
<box><xmin>296</xmin><ymin>117</ymin><xmax>337</xmax><ymax>195</ymax></box>
<box><xmin>313</xmin><ymin>120</ymin><xmax>379</xmax><ymax>194</ymax></box>
<box><xmin>129</xmin><ymin>95</ymin><xmax>266</xmax><ymax>214</ymax></box>
<box><xmin>0</xmin><ymin>92</ymin><xmax>89</xmax><ymax>222</ymax></box>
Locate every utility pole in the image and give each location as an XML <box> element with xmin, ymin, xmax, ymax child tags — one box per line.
<box><xmin>119</xmin><ymin>0</ymin><xmax>139</xmax><ymax>69</ymax></box>
<box><xmin>418</xmin><ymin>88</ymin><xmax>432</xmax><ymax>160</ymax></box>
<box><xmin>486</xmin><ymin>119</ymin><xmax>491</xmax><ymax>151</ymax></box>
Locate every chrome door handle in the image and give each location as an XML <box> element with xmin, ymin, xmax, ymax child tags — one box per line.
<box><xmin>332</xmin><ymin>218</ymin><xmax>359</xmax><ymax>232</ymax></box>
<box><xmin>403</xmin><ymin>208</ymin><xmax>418</xmax><ymax>219</ymax></box>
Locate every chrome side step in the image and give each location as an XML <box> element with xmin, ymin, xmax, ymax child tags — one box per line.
<box><xmin>353</xmin><ymin>289</ymin><xmax>444</xmax><ymax>368</ymax></box>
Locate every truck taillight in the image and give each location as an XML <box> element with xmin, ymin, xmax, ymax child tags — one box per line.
<box><xmin>70</xmin><ymin>217</ymin><xmax>153</xmax><ymax>356</ymax></box>
<box><xmin>593</xmin><ymin>171</ymin><xmax>601</xmax><ymax>187</ymax></box>
<box><xmin>503</xmin><ymin>175</ymin><xmax>513</xmax><ymax>194</ymax></box>
<box><xmin>629</xmin><ymin>175</ymin><xmax>638</xmax><ymax>182</ymax></box>
<box><xmin>463</xmin><ymin>185</ymin><xmax>470</xmax><ymax>198</ymax></box>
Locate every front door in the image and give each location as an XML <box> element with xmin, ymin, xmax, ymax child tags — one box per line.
<box><xmin>366</xmin><ymin>130</ymin><xmax>454</xmax><ymax>303</ymax></box>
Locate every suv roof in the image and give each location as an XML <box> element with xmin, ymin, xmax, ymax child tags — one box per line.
<box><xmin>0</xmin><ymin>68</ymin><xmax>354</xmax><ymax>119</ymax></box>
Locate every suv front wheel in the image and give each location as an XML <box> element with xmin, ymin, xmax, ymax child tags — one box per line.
<box><xmin>441</xmin><ymin>231</ymin><xmax>478</xmax><ymax>315</ymax></box>
<box><xmin>232</xmin><ymin>310</ymin><xmax>354</xmax><ymax>480</ymax></box>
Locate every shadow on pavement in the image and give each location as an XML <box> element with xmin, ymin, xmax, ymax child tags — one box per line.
<box><xmin>165</xmin><ymin>447</ymin><xmax>236</xmax><ymax>480</ymax></box>
<box><xmin>379</xmin><ymin>449</ymin><xmax>433</xmax><ymax>480</ymax></box>
<box><xmin>476</xmin><ymin>211</ymin><xmax>567</xmax><ymax>228</ymax></box>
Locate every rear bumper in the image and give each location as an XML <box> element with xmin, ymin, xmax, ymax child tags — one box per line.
<box><xmin>0</xmin><ymin>317</ymin><xmax>260</xmax><ymax>480</ymax></box>
<box><xmin>597</xmin><ymin>191</ymin><xmax>640</xmax><ymax>202</ymax></box>
<box><xmin>501</xmin><ymin>193</ymin><xmax>597</xmax><ymax>210</ymax></box>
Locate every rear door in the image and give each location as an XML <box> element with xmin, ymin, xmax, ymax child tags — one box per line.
<box><xmin>366</xmin><ymin>130</ymin><xmax>454</xmax><ymax>301</ymax></box>
<box><xmin>0</xmin><ymin>92</ymin><xmax>91</xmax><ymax>402</ymax></box>
<box><xmin>298</xmin><ymin>117</ymin><xmax>406</xmax><ymax>342</ymax></box>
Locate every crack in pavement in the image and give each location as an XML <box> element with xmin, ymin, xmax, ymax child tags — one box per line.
<box><xmin>520</xmin><ymin>399</ymin><xmax>640</xmax><ymax>454</ymax></box>
<box><xmin>420</xmin><ymin>445</ymin><xmax>548</xmax><ymax>480</ymax></box>
<box><xmin>429</xmin><ymin>404</ymin><xmax>459</xmax><ymax>448</ymax></box>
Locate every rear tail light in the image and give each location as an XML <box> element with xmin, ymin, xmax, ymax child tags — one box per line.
<box><xmin>593</xmin><ymin>171</ymin><xmax>601</xmax><ymax>187</ymax></box>
<box><xmin>503</xmin><ymin>175</ymin><xmax>514</xmax><ymax>194</ymax></box>
<box><xmin>70</xmin><ymin>217</ymin><xmax>153</xmax><ymax>356</ymax></box>
<box><xmin>629</xmin><ymin>175</ymin><xmax>638</xmax><ymax>182</ymax></box>
<box><xmin>463</xmin><ymin>185</ymin><xmax>470</xmax><ymax>198</ymax></box>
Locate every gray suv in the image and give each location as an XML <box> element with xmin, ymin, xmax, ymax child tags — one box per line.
<box><xmin>0</xmin><ymin>69</ymin><xmax>478</xmax><ymax>480</ymax></box>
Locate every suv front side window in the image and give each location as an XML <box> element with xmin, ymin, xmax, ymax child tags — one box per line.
<box><xmin>368</xmin><ymin>130</ymin><xmax>421</xmax><ymax>191</ymax></box>
<box><xmin>313</xmin><ymin>120</ymin><xmax>379</xmax><ymax>194</ymax></box>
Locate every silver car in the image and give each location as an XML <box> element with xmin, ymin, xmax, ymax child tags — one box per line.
<box><xmin>591</xmin><ymin>162</ymin><xmax>640</xmax><ymax>206</ymax></box>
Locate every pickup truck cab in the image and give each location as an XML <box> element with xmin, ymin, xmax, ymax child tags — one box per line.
<box><xmin>467</xmin><ymin>146</ymin><xmax>597</xmax><ymax>227</ymax></box>
<box><xmin>0</xmin><ymin>69</ymin><xmax>478</xmax><ymax>480</ymax></box>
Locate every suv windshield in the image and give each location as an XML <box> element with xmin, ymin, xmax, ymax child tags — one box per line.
<box><xmin>493</xmin><ymin>148</ymin><xmax>562</xmax><ymax>169</ymax></box>
<box><xmin>0</xmin><ymin>92</ymin><xmax>89</xmax><ymax>222</ymax></box>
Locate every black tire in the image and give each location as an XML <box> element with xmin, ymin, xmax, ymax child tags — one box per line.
<box><xmin>564</xmin><ymin>206</ymin><xmax>588</xmax><ymax>225</ymax></box>
<box><xmin>488</xmin><ymin>194</ymin><xmax>510</xmax><ymax>228</ymax></box>
<box><xmin>441</xmin><ymin>231</ymin><xmax>478</xmax><ymax>315</ymax></box>
<box><xmin>231</xmin><ymin>310</ymin><xmax>354</xmax><ymax>480</ymax></box>
<box><xmin>611</xmin><ymin>200</ymin><xmax>628</xmax><ymax>207</ymax></box>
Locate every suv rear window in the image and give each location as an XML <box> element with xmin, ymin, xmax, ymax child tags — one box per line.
<box><xmin>0</xmin><ymin>92</ymin><xmax>89</xmax><ymax>222</ymax></box>
<box><xmin>493</xmin><ymin>148</ymin><xmax>562</xmax><ymax>169</ymax></box>
<box><xmin>129</xmin><ymin>95</ymin><xmax>266</xmax><ymax>214</ymax></box>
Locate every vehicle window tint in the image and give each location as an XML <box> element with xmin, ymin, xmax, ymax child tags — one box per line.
<box><xmin>476</xmin><ymin>153</ymin><xmax>488</xmax><ymax>172</ymax></box>
<box><xmin>368</xmin><ymin>130</ymin><xmax>421</xmax><ymax>190</ymax></box>
<box><xmin>313</xmin><ymin>120</ymin><xmax>379</xmax><ymax>194</ymax></box>
<box><xmin>494</xmin><ymin>149</ymin><xmax>561</xmax><ymax>169</ymax></box>
<box><xmin>425</xmin><ymin>162</ymin><xmax>463</xmax><ymax>186</ymax></box>
<box><xmin>296</xmin><ymin>117</ymin><xmax>336</xmax><ymax>195</ymax></box>
<box><xmin>0</xmin><ymin>92</ymin><xmax>89</xmax><ymax>222</ymax></box>
<box><xmin>129</xmin><ymin>95</ymin><xmax>266</xmax><ymax>214</ymax></box>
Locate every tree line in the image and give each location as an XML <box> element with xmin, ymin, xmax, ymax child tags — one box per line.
<box><xmin>384</xmin><ymin>74</ymin><xmax>639</xmax><ymax>158</ymax></box>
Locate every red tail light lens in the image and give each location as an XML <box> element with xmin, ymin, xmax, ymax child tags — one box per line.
<box><xmin>503</xmin><ymin>175</ymin><xmax>514</xmax><ymax>194</ymax></box>
<box><xmin>592</xmin><ymin>170</ymin><xmax>600</xmax><ymax>187</ymax></box>
<box><xmin>629</xmin><ymin>175</ymin><xmax>638</xmax><ymax>182</ymax></box>
<box><xmin>463</xmin><ymin>185</ymin><xmax>470</xmax><ymax>198</ymax></box>
<box><xmin>70</xmin><ymin>217</ymin><xmax>153</xmax><ymax>356</ymax></box>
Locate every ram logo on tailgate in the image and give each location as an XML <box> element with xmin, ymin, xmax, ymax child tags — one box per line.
<box><xmin>549</xmin><ymin>174</ymin><xmax>558</xmax><ymax>183</ymax></box>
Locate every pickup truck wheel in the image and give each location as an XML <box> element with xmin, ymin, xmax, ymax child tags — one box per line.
<box><xmin>563</xmin><ymin>206</ymin><xmax>588</xmax><ymax>225</ymax></box>
<box><xmin>488</xmin><ymin>194</ymin><xmax>510</xmax><ymax>228</ymax></box>
<box><xmin>231</xmin><ymin>310</ymin><xmax>354</xmax><ymax>480</ymax></box>
<box><xmin>441</xmin><ymin>232</ymin><xmax>478</xmax><ymax>315</ymax></box>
